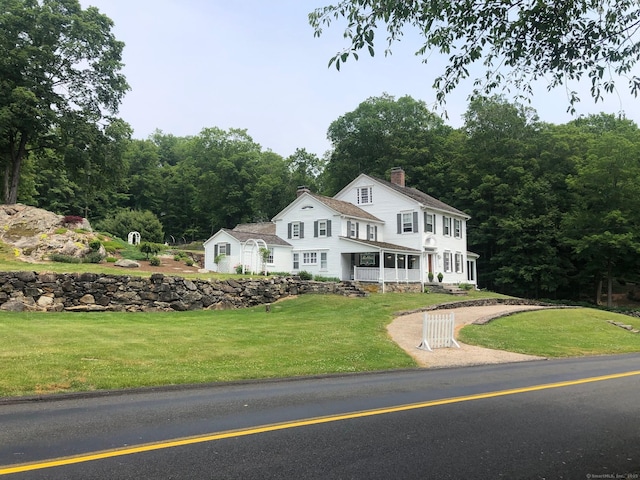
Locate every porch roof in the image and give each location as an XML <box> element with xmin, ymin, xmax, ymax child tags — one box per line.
<box><xmin>339</xmin><ymin>236</ymin><xmax>421</xmax><ymax>254</ymax></box>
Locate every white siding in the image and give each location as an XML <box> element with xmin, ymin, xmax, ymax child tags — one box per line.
<box><xmin>202</xmin><ymin>231</ymin><xmax>242</xmax><ymax>273</ymax></box>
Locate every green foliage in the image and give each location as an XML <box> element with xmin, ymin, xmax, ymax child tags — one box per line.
<box><xmin>0</xmin><ymin>0</ymin><xmax>128</xmax><ymax>204</ymax></box>
<box><xmin>49</xmin><ymin>253</ymin><xmax>83</xmax><ymax>264</ymax></box>
<box><xmin>83</xmin><ymin>251</ymin><xmax>104</xmax><ymax>264</ymax></box>
<box><xmin>139</xmin><ymin>242</ymin><xmax>164</xmax><ymax>260</ymax></box>
<box><xmin>95</xmin><ymin>209</ymin><xmax>164</xmax><ymax>243</ymax></box>
<box><xmin>437</xmin><ymin>272</ymin><xmax>443</xmax><ymax>282</ymax></box>
<box><xmin>54</xmin><ymin>228</ymin><xmax>68</xmax><ymax>235</ymax></box>
<box><xmin>458</xmin><ymin>283</ymin><xmax>474</xmax><ymax>291</ymax></box>
<box><xmin>88</xmin><ymin>240</ymin><xmax>102</xmax><ymax>252</ymax></box>
<box><xmin>313</xmin><ymin>275</ymin><xmax>340</xmax><ymax>282</ymax></box>
<box><xmin>323</xmin><ymin>93</ymin><xmax>449</xmax><ymax>193</ymax></box>
<box><xmin>184</xmin><ymin>258</ymin><xmax>194</xmax><ymax>267</ymax></box>
<box><xmin>298</xmin><ymin>270</ymin><xmax>313</xmax><ymax>280</ymax></box>
<box><xmin>106</xmin><ymin>257</ymin><xmax>117</xmax><ymax>263</ymax></box>
<box><xmin>310</xmin><ymin>1</ymin><xmax>640</xmax><ymax>110</ymax></box>
<box><xmin>149</xmin><ymin>256</ymin><xmax>161</xmax><ymax>267</ymax></box>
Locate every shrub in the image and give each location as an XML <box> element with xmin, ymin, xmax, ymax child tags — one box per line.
<box><xmin>49</xmin><ymin>253</ymin><xmax>82</xmax><ymax>264</ymax></box>
<box><xmin>149</xmin><ymin>256</ymin><xmax>161</xmax><ymax>266</ymax></box>
<box><xmin>313</xmin><ymin>275</ymin><xmax>340</xmax><ymax>282</ymax></box>
<box><xmin>62</xmin><ymin>215</ymin><xmax>84</xmax><ymax>226</ymax></box>
<box><xmin>139</xmin><ymin>242</ymin><xmax>164</xmax><ymax>259</ymax></box>
<box><xmin>298</xmin><ymin>270</ymin><xmax>313</xmax><ymax>280</ymax></box>
<box><xmin>235</xmin><ymin>264</ymin><xmax>250</xmax><ymax>274</ymax></box>
<box><xmin>95</xmin><ymin>209</ymin><xmax>164</xmax><ymax>243</ymax></box>
<box><xmin>106</xmin><ymin>257</ymin><xmax>117</xmax><ymax>263</ymax></box>
<box><xmin>83</xmin><ymin>251</ymin><xmax>104</xmax><ymax>264</ymax></box>
<box><xmin>458</xmin><ymin>283</ymin><xmax>474</xmax><ymax>291</ymax></box>
<box><xmin>184</xmin><ymin>258</ymin><xmax>194</xmax><ymax>267</ymax></box>
<box><xmin>88</xmin><ymin>240</ymin><xmax>102</xmax><ymax>252</ymax></box>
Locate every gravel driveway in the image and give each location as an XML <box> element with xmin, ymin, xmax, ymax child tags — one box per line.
<box><xmin>387</xmin><ymin>305</ymin><xmax>548</xmax><ymax>368</ymax></box>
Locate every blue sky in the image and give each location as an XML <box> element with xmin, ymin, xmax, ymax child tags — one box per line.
<box><xmin>82</xmin><ymin>1</ymin><xmax>638</xmax><ymax>158</ymax></box>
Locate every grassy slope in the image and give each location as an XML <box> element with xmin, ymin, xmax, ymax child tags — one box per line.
<box><xmin>0</xmin><ymin>291</ymin><xmax>505</xmax><ymax>397</ymax></box>
<box><xmin>458</xmin><ymin>308</ymin><xmax>640</xmax><ymax>357</ymax></box>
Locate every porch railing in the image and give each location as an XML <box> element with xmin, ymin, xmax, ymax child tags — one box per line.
<box><xmin>354</xmin><ymin>267</ymin><xmax>421</xmax><ymax>283</ymax></box>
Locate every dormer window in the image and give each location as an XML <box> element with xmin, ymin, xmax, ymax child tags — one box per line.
<box><xmin>357</xmin><ymin>186</ymin><xmax>373</xmax><ymax>205</ymax></box>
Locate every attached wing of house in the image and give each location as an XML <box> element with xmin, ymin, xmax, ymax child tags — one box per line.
<box><xmin>203</xmin><ymin>223</ymin><xmax>291</xmax><ymax>274</ymax></box>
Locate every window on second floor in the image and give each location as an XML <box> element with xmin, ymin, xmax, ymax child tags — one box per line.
<box><xmin>357</xmin><ymin>186</ymin><xmax>373</xmax><ymax>205</ymax></box>
<box><xmin>425</xmin><ymin>212</ymin><xmax>436</xmax><ymax>233</ymax></box>
<box><xmin>454</xmin><ymin>219</ymin><xmax>462</xmax><ymax>238</ymax></box>
<box><xmin>347</xmin><ymin>220</ymin><xmax>359</xmax><ymax>238</ymax></box>
<box><xmin>314</xmin><ymin>219</ymin><xmax>332</xmax><ymax>238</ymax></box>
<box><xmin>367</xmin><ymin>224</ymin><xmax>377</xmax><ymax>241</ymax></box>
<box><xmin>443</xmin><ymin>216</ymin><xmax>451</xmax><ymax>236</ymax></box>
<box><xmin>288</xmin><ymin>221</ymin><xmax>304</xmax><ymax>239</ymax></box>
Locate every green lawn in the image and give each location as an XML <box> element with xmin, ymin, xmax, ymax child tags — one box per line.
<box><xmin>0</xmin><ymin>291</ymin><xmax>501</xmax><ymax>398</ymax></box>
<box><xmin>459</xmin><ymin>308</ymin><xmax>640</xmax><ymax>357</ymax></box>
<box><xmin>2</xmin><ymin>291</ymin><xmax>639</xmax><ymax>399</ymax></box>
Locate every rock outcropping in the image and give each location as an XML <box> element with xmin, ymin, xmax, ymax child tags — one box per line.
<box><xmin>0</xmin><ymin>204</ymin><xmax>99</xmax><ymax>263</ymax></box>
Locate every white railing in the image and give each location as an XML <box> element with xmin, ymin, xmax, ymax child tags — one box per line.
<box><xmin>417</xmin><ymin>313</ymin><xmax>460</xmax><ymax>351</ymax></box>
<box><xmin>353</xmin><ymin>267</ymin><xmax>422</xmax><ymax>283</ymax></box>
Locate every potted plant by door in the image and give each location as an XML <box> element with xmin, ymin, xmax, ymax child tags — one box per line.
<box><xmin>428</xmin><ymin>272</ymin><xmax>434</xmax><ymax>283</ymax></box>
<box><xmin>437</xmin><ymin>272</ymin><xmax>443</xmax><ymax>283</ymax></box>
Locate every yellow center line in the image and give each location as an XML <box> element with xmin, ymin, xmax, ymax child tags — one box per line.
<box><xmin>2</xmin><ymin>369</ymin><xmax>639</xmax><ymax>476</ymax></box>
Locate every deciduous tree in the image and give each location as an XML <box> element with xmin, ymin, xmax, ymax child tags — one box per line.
<box><xmin>0</xmin><ymin>0</ymin><xmax>128</xmax><ymax>204</ymax></box>
<box><xmin>310</xmin><ymin>1</ymin><xmax>640</xmax><ymax>109</ymax></box>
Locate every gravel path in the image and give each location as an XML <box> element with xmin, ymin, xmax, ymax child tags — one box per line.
<box><xmin>387</xmin><ymin>305</ymin><xmax>548</xmax><ymax>368</ymax></box>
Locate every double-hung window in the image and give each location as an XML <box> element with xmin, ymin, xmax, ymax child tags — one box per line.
<box><xmin>318</xmin><ymin>220</ymin><xmax>327</xmax><ymax>237</ymax></box>
<box><xmin>443</xmin><ymin>217</ymin><xmax>451</xmax><ymax>236</ymax></box>
<box><xmin>443</xmin><ymin>251</ymin><xmax>452</xmax><ymax>272</ymax></box>
<box><xmin>425</xmin><ymin>213</ymin><xmax>435</xmax><ymax>233</ymax></box>
<box><xmin>455</xmin><ymin>252</ymin><xmax>463</xmax><ymax>273</ymax></box>
<box><xmin>454</xmin><ymin>219</ymin><xmax>462</xmax><ymax>238</ymax></box>
<box><xmin>320</xmin><ymin>252</ymin><xmax>327</xmax><ymax>270</ymax></box>
<box><xmin>357</xmin><ymin>186</ymin><xmax>373</xmax><ymax>205</ymax></box>
<box><xmin>402</xmin><ymin>212</ymin><xmax>414</xmax><ymax>233</ymax></box>
<box><xmin>292</xmin><ymin>222</ymin><xmax>301</xmax><ymax>239</ymax></box>
<box><xmin>293</xmin><ymin>253</ymin><xmax>299</xmax><ymax>270</ymax></box>
<box><xmin>267</xmin><ymin>247</ymin><xmax>274</xmax><ymax>264</ymax></box>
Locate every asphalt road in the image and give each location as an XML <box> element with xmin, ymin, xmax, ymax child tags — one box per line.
<box><xmin>1</xmin><ymin>354</ymin><xmax>640</xmax><ymax>479</ymax></box>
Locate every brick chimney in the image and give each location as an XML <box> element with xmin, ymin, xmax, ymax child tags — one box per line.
<box><xmin>390</xmin><ymin>167</ymin><xmax>405</xmax><ymax>187</ymax></box>
<box><xmin>296</xmin><ymin>186</ymin><xmax>311</xmax><ymax>197</ymax></box>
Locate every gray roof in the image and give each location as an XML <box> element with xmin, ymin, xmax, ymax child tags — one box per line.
<box><xmin>310</xmin><ymin>193</ymin><xmax>381</xmax><ymax>221</ymax></box>
<box><xmin>222</xmin><ymin>228</ymin><xmax>291</xmax><ymax>247</ymax></box>
<box><xmin>339</xmin><ymin>236</ymin><xmax>421</xmax><ymax>253</ymax></box>
<box><xmin>372</xmin><ymin>176</ymin><xmax>469</xmax><ymax>217</ymax></box>
<box><xmin>232</xmin><ymin>222</ymin><xmax>276</xmax><ymax>234</ymax></box>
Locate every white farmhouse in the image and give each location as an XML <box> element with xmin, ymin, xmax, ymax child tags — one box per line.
<box><xmin>203</xmin><ymin>168</ymin><xmax>478</xmax><ymax>288</ymax></box>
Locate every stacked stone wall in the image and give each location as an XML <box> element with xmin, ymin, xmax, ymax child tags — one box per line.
<box><xmin>0</xmin><ymin>272</ymin><xmax>346</xmax><ymax>312</ymax></box>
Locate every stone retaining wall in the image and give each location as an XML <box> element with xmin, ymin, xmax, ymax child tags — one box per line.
<box><xmin>0</xmin><ymin>272</ymin><xmax>348</xmax><ymax>312</ymax></box>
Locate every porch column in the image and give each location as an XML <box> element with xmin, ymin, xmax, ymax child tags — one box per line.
<box><xmin>380</xmin><ymin>249</ymin><xmax>385</xmax><ymax>293</ymax></box>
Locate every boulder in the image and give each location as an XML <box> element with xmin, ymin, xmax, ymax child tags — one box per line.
<box><xmin>114</xmin><ymin>259</ymin><xmax>140</xmax><ymax>268</ymax></box>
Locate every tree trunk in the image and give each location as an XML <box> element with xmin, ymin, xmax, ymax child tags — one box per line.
<box><xmin>4</xmin><ymin>132</ymin><xmax>28</xmax><ymax>205</ymax></box>
<box><xmin>595</xmin><ymin>278</ymin><xmax>602</xmax><ymax>306</ymax></box>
